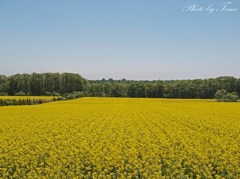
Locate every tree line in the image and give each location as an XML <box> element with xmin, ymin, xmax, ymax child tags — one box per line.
<box><xmin>89</xmin><ymin>77</ymin><xmax>240</xmax><ymax>99</ymax></box>
<box><xmin>0</xmin><ymin>73</ymin><xmax>240</xmax><ymax>99</ymax></box>
<box><xmin>0</xmin><ymin>73</ymin><xmax>88</xmax><ymax>96</ymax></box>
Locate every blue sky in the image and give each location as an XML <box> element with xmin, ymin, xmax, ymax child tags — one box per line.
<box><xmin>0</xmin><ymin>0</ymin><xmax>239</xmax><ymax>80</ymax></box>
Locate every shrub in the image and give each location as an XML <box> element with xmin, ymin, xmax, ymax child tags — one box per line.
<box><xmin>215</xmin><ymin>90</ymin><xmax>239</xmax><ymax>102</ymax></box>
<box><xmin>15</xmin><ymin>91</ymin><xmax>26</xmax><ymax>96</ymax></box>
<box><xmin>62</xmin><ymin>92</ymin><xmax>83</xmax><ymax>100</ymax></box>
<box><xmin>52</xmin><ymin>91</ymin><xmax>60</xmax><ymax>96</ymax></box>
<box><xmin>215</xmin><ymin>89</ymin><xmax>227</xmax><ymax>100</ymax></box>
<box><xmin>45</xmin><ymin>91</ymin><xmax>60</xmax><ymax>96</ymax></box>
<box><xmin>0</xmin><ymin>92</ymin><xmax>8</xmax><ymax>96</ymax></box>
<box><xmin>222</xmin><ymin>93</ymin><xmax>239</xmax><ymax>102</ymax></box>
<box><xmin>45</xmin><ymin>92</ymin><xmax>52</xmax><ymax>96</ymax></box>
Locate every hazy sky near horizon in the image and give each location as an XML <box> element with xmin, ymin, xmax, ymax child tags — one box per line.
<box><xmin>0</xmin><ymin>0</ymin><xmax>240</xmax><ymax>80</ymax></box>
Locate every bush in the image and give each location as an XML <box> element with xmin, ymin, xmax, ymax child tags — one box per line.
<box><xmin>231</xmin><ymin>92</ymin><xmax>239</xmax><ymax>97</ymax></box>
<box><xmin>72</xmin><ymin>91</ymin><xmax>84</xmax><ymax>98</ymax></box>
<box><xmin>222</xmin><ymin>93</ymin><xmax>239</xmax><ymax>102</ymax></box>
<box><xmin>215</xmin><ymin>89</ymin><xmax>227</xmax><ymax>100</ymax></box>
<box><xmin>0</xmin><ymin>92</ymin><xmax>8</xmax><ymax>96</ymax></box>
<box><xmin>45</xmin><ymin>92</ymin><xmax>52</xmax><ymax>96</ymax></box>
<box><xmin>45</xmin><ymin>91</ymin><xmax>61</xmax><ymax>96</ymax></box>
<box><xmin>62</xmin><ymin>91</ymin><xmax>83</xmax><ymax>100</ymax></box>
<box><xmin>52</xmin><ymin>91</ymin><xmax>60</xmax><ymax>96</ymax></box>
<box><xmin>15</xmin><ymin>91</ymin><xmax>26</xmax><ymax>96</ymax></box>
<box><xmin>215</xmin><ymin>89</ymin><xmax>239</xmax><ymax>102</ymax></box>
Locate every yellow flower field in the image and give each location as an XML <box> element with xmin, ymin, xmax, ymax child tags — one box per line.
<box><xmin>0</xmin><ymin>98</ymin><xmax>239</xmax><ymax>178</ymax></box>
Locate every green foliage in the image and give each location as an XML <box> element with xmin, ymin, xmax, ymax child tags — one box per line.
<box><xmin>90</xmin><ymin>77</ymin><xmax>240</xmax><ymax>99</ymax></box>
<box><xmin>0</xmin><ymin>92</ymin><xmax>8</xmax><ymax>96</ymax></box>
<box><xmin>15</xmin><ymin>91</ymin><xmax>26</xmax><ymax>96</ymax></box>
<box><xmin>0</xmin><ymin>74</ymin><xmax>240</xmax><ymax>99</ymax></box>
<box><xmin>231</xmin><ymin>92</ymin><xmax>239</xmax><ymax>97</ymax></box>
<box><xmin>215</xmin><ymin>89</ymin><xmax>239</xmax><ymax>102</ymax></box>
<box><xmin>0</xmin><ymin>73</ymin><xmax>88</xmax><ymax>96</ymax></box>
<box><xmin>62</xmin><ymin>91</ymin><xmax>84</xmax><ymax>100</ymax></box>
<box><xmin>0</xmin><ymin>97</ymin><xmax>64</xmax><ymax>106</ymax></box>
<box><xmin>127</xmin><ymin>83</ymin><xmax>147</xmax><ymax>97</ymax></box>
<box><xmin>45</xmin><ymin>91</ymin><xmax>60</xmax><ymax>96</ymax></box>
<box><xmin>222</xmin><ymin>92</ymin><xmax>239</xmax><ymax>102</ymax></box>
<box><xmin>215</xmin><ymin>89</ymin><xmax>227</xmax><ymax>99</ymax></box>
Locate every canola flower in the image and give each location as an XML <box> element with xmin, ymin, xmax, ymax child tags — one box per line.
<box><xmin>0</xmin><ymin>98</ymin><xmax>239</xmax><ymax>178</ymax></box>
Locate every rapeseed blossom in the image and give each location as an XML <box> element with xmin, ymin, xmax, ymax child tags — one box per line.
<box><xmin>0</xmin><ymin>98</ymin><xmax>239</xmax><ymax>178</ymax></box>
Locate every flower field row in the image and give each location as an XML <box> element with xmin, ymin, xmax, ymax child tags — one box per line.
<box><xmin>0</xmin><ymin>98</ymin><xmax>239</xmax><ymax>178</ymax></box>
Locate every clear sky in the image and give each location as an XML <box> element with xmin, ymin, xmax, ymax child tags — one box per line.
<box><xmin>0</xmin><ymin>0</ymin><xmax>239</xmax><ymax>80</ymax></box>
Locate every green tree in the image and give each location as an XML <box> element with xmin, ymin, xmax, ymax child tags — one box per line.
<box><xmin>222</xmin><ymin>92</ymin><xmax>239</xmax><ymax>102</ymax></box>
<box><xmin>215</xmin><ymin>89</ymin><xmax>227</xmax><ymax>100</ymax></box>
